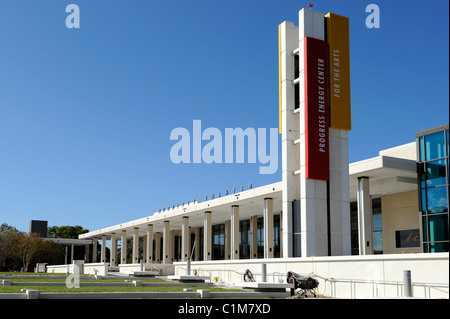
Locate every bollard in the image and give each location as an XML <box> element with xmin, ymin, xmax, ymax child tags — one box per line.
<box><xmin>403</xmin><ymin>270</ymin><xmax>412</xmax><ymax>297</ymax></box>
<box><xmin>140</xmin><ymin>259</ymin><xmax>144</xmax><ymax>272</ymax></box>
<box><xmin>26</xmin><ymin>290</ymin><xmax>39</xmax><ymax>299</ymax></box>
<box><xmin>186</xmin><ymin>260</ymin><xmax>191</xmax><ymax>276</ymax></box>
<box><xmin>261</xmin><ymin>263</ymin><xmax>267</xmax><ymax>282</ymax></box>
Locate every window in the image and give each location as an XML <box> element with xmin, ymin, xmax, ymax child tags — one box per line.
<box><xmin>372</xmin><ymin>198</ymin><xmax>383</xmax><ymax>254</ymax></box>
<box><xmin>273</xmin><ymin>214</ymin><xmax>281</xmax><ymax>258</ymax></box>
<box><xmin>350</xmin><ymin>201</ymin><xmax>359</xmax><ymax>255</ymax></box>
<box><xmin>212</xmin><ymin>224</ymin><xmax>225</xmax><ymax>260</ymax></box>
<box><xmin>239</xmin><ymin>220</ymin><xmax>250</xmax><ymax>259</ymax></box>
<box><xmin>257</xmin><ymin>217</ymin><xmax>264</xmax><ymax>258</ymax></box>
<box><xmin>425</xmin><ymin>131</ymin><xmax>446</xmax><ymax>161</ymax></box>
<box><xmin>417</xmin><ymin>126</ymin><xmax>449</xmax><ymax>253</ymax></box>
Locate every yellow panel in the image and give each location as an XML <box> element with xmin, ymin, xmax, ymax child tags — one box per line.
<box><xmin>278</xmin><ymin>24</ymin><xmax>282</xmax><ymax>134</ymax></box>
<box><xmin>326</xmin><ymin>13</ymin><xmax>351</xmax><ymax>131</ymax></box>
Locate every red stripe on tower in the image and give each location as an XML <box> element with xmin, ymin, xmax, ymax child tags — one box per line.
<box><xmin>304</xmin><ymin>36</ymin><xmax>329</xmax><ymax>181</ymax></box>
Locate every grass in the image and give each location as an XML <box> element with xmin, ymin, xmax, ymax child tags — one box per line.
<box><xmin>0</xmin><ymin>271</ymin><xmax>242</xmax><ymax>294</ymax></box>
<box><xmin>0</xmin><ymin>285</ymin><xmax>239</xmax><ymax>293</ymax></box>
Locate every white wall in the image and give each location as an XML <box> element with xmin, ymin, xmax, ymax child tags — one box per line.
<box><xmin>174</xmin><ymin>253</ymin><xmax>449</xmax><ymax>298</ymax></box>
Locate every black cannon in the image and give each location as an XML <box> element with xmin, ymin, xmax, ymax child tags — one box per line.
<box><xmin>287</xmin><ymin>271</ymin><xmax>319</xmax><ymax>297</ymax></box>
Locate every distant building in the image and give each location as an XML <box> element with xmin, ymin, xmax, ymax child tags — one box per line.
<box><xmin>29</xmin><ymin>220</ymin><xmax>48</xmax><ymax>238</ymax></box>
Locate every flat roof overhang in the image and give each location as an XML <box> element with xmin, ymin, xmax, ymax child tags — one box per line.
<box><xmin>349</xmin><ymin>155</ymin><xmax>418</xmax><ymax>201</ymax></box>
<box><xmin>45</xmin><ymin>237</ymin><xmax>93</xmax><ymax>245</ymax></box>
<box><xmin>79</xmin><ymin>182</ymin><xmax>282</xmax><ymax>240</ymax></box>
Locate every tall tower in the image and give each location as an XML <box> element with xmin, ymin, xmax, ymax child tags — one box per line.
<box><xmin>279</xmin><ymin>9</ymin><xmax>351</xmax><ymax>257</ymax></box>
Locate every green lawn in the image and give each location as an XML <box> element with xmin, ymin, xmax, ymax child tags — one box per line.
<box><xmin>0</xmin><ymin>285</ymin><xmax>238</xmax><ymax>293</ymax></box>
<box><xmin>0</xmin><ymin>272</ymin><xmax>242</xmax><ymax>294</ymax></box>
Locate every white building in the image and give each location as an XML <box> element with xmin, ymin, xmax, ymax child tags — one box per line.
<box><xmin>75</xmin><ymin>8</ymin><xmax>448</xmax><ymax>298</ymax></box>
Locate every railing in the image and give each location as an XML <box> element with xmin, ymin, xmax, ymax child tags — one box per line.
<box><xmin>316</xmin><ymin>275</ymin><xmax>449</xmax><ymax>299</ymax></box>
<box><xmin>177</xmin><ymin>266</ymin><xmax>448</xmax><ymax>298</ymax></box>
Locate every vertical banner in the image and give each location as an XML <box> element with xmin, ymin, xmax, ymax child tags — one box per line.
<box><xmin>326</xmin><ymin>12</ymin><xmax>351</xmax><ymax>131</ymax></box>
<box><xmin>304</xmin><ymin>36</ymin><xmax>329</xmax><ymax>181</ymax></box>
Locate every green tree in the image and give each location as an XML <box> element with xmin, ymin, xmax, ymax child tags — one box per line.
<box><xmin>47</xmin><ymin>225</ymin><xmax>89</xmax><ymax>239</ymax></box>
<box><xmin>0</xmin><ymin>224</ymin><xmax>22</xmax><ymax>270</ymax></box>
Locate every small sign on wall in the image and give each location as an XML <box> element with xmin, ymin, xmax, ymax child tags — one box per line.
<box><xmin>395</xmin><ymin>229</ymin><xmax>420</xmax><ymax>248</ymax></box>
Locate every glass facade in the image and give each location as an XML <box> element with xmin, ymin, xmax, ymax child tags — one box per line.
<box><xmin>350</xmin><ymin>198</ymin><xmax>383</xmax><ymax>254</ymax></box>
<box><xmin>209</xmin><ymin>215</ymin><xmax>281</xmax><ymax>260</ymax></box>
<box><xmin>417</xmin><ymin>126</ymin><xmax>449</xmax><ymax>253</ymax></box>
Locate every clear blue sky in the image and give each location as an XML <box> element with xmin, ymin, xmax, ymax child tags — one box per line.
<box><xmin>0</xmin><ymin>0</ymin><xmax>448</xmax><ymax>233</ymax></box>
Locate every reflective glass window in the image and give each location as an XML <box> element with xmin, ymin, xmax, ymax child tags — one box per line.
<box><xmin>419</xmin><ymin>136</ymin><xmax>425</xmax><ymax>162</ymax></box>
<box><xmin>421</xmin><ymin>188</ymin><xmax>427</xmax><ymax>213</ymax></box>
<box><xmin>428</xmin><ymin>214</ymin><xmax>449</xmax><ymax>242</ymax></box>
<box><xmin>422</xmin><ymin>216</ymin><xmax>428</xmax><ymax>242</ymax></box>
<box><xmin>446</xmin><ymin>130</ymin><xmax>449</xmax><ymax>157</ymax></box>
<box><xmin>426</xmin><ymin>159</ymin><xmax>447</xmax><ymax>187</ymax></box>
<box><xmin>239</xmin><ymin>220</ymin><xmax>250</xmax><ymax>259</ymax></box>
<box><xmin>425</xmin><ymin>131</ymin><xmax>446</xmax><ymax>160</ymax></box>
<box><xmin>429</xmin><ymin>242</ymin><xmax>449</xmax><ymax>253</ymax></box>
<box><xmin>426</xmin><ymin>186</ymin><xmax>448</xmax><ymax>213</ymax></box>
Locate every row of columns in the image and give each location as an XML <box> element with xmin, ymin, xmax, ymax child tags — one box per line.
<box><xmin>91</xmin><ymin>198</ymin><xmax>274</xmax><ymax>264</ymax></box>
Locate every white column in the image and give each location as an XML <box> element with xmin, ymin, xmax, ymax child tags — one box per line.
<box><xmin>298</xmin><ymin>8</ymin><xmax>329</xmax><ymax>257</ymax></box>
<box><xmin>146</xmin><ymin>224</ymin><xmax>153</xmax><ymax>263</ymax></box>
<box><xmin>121</xmin><ymin>230</ymin><xmax>127</xmax><ymax>264</ymax></box>
<box><xmin>250</xmin><ymin>216</ymin><xmax>258</xmax><ymax>259</ymax></box>
<box><xmin>181</xmin><ymin>217</ymin><xmax>190</xmax><ymax>261</ymax></box>
<box><xmin>110</xmin><ymin>233</ymin><xmax>117</xmax><ymax>266</ymax></box>
<box><xmin>225</xmin><ymin>220</ymin><xmax>231</xmax><ymax>260</ymax></box>
<box><xmin>357</xmin><ymin>177</ymin><xmax>372</xmax><ymax>255</ymax></box>
<box><xmin>264</xmin><ymin>198</ymin><xmax>274</xmax><ymax>258</ymax></box>
<box><xmin>163</xmin><ymin>221</ymin><xmax>170</xmax><ymax>264</ymax></box>
<box><xmin>92</xmin><ymin>237</ymin><xmax>98</xmax><ymax>263</ymax></box>
<box><xmin>204</xmin><ymin>212</ymin><xmax>212</xmax><ymax>261</ymax></box>
<box><xmin>230</xmin><ymin>205</ymin><xmax>239</xmax><ymax>260</ymax></box>
<box><xmin>280</xmin><ymin>20</ymin><xmax>300</xmax><ymax>258</ymax></box>
<box><xmin>329</xmin><ymin>128</ymin><xmax>351</xmax><ymax>255</ymax></box>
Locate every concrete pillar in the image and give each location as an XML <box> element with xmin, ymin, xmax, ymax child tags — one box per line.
<box><xmin>250</xmin><ymin>216</ymin><xmax>258</xmax><ymax>259</ymax></box>
<box><xmin>101</xmin><ymin>235</ymin><xmax>106</xmax><ymax>263</ymax></box>
<box><xmin>298</xmin><ymin>9</ymin><xmax>329</xmax><ymax>258</ymax></box>
<box><xmin>181</xmin><ymin>217</ymin><xmax>190</xmax><ymax>261</ymax></box>
<box><xmin>357</xmin><ymin>176</ymin><xmax>372</xmax><ymax>255</ymax></box>
<box><xmin>146</xmin><ymin>224</ymin><xmax>153</xmax><ymax>263</ymax></box>
<box><xmin>204</xmin><ymin>211</ymin><xmax>212</xmax><ymax>261</ymax></box>
<box><xmin>92</xmin><ymin>237</ymin><xmax>98</xmax><ymax>263</ymax></box>
<box><xmin>110</xmin><ymin>233</ymin><xmax>117</xmax><ymax>266</ymax></box>
<box><xmin>163</xmin><ymin>221</ymin><xmax>170</xmax><ymax>264</ymax></box>
<box><xmin>132</xmin><ymin>228</ymin><xmax>140</xmax><ymax>263</ymax></box>
<box><xmin>264</xmin><ymin>198</ymin><xmax>274</xmax><ymax>258</ymax></box>
<box><xmin>121</xmin><ymin>230</ymin><xmax>127</xmax><ymax>264</ymax></box>
<box><xmin>225</xmin><ymin>220</ymin><xmax>231</xmax><ymax>260</ymax></box>
<box><xmin>280</xmin><ymin>19</ymin><xmax>299</xmax><ymax>259</ymax></box>
<box><xmin>230</xmin><ymin>205</ymin><xmax>239</xmax><ymax>260</ymax></box>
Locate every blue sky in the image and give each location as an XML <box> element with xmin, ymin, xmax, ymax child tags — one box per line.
<box><xmin>0</xmin><ymin>0</ymin><xmax>448</xmax><ymax>233</ymax></box>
